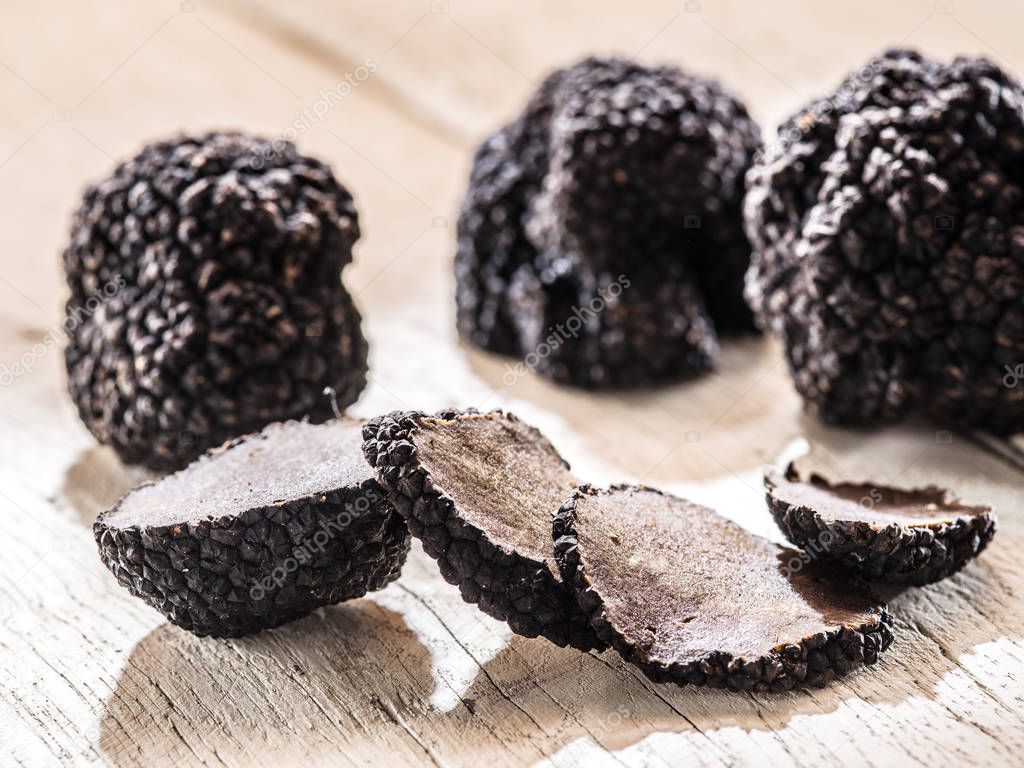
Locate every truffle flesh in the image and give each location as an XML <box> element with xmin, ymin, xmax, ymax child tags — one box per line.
<box><xmin>95</xmin><ymin>418</ymin><xmax>409</xmax><ymax>637</ymax></box>
<box><xmin>764</xmin><ymin>464</ymin><xmax>996</xmax><ymax>585</ymax></box>
<box><xmin>362</xmin><ymin>409</ymin><xmax>603</xmax><ymax>650</ymax></box>
<box><xmin>554</xmin><ymin>485</ymin><xmax>893</xmax><ymax>691</ymax></box>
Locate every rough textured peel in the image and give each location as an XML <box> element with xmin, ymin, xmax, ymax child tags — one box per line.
<box><xmin>64</xmin><ymin>131</ymin><xmax>368</xmax><ymax>471</ymax></box>
<box><xmin>95</xmin><ymin>418</ymin><xmax>409</xmax><ymax>637</ymax></box>
<box><xmin>456</xmin><ymin>56</ymin><xmax>761</xmax><ymax>388</ymax></box>
<box><xmin>362</xmin><ymin>409</ymin><xmax>603</xmax><ymax>650</ymax></box>
<box><xmin>764</xmin><ymin>464</ymin><xmax>996</xmax><ymax>585</ymax></box>
<box><xmin>745</xmin><ymin>48</ymin><xmax>1024</xmax><ymax>432</ymax></box>
<box><xmin>554</xmin><ymin>485</ymin><xmax>893</xmax><ymax>691</ymax></box>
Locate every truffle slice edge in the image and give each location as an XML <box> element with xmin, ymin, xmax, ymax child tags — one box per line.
<box><xmin>554</xmin><ymin>484</ymin><xmax>894</xmax><ymax>691</ymax></box>
<box><xmin>764</xmin><ymin>462</ymin><xmax>996</xmax><ymax>585</ymax></box>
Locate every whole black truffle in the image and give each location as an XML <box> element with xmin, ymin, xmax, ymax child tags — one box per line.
<box><xmin>745</xmin><ymin>49</ymin><xmax>1024</xmax><ymax>432</ymax></box>
<box><xmin>95</xmin><ymin>419</ymin><xmax>409</xmax><ymax>638</ymax></box>
<box><xmin>64</xmin><ymin>132</ymin><xmax>368</xmax><ymax>471</ymax></box>
<box><xmin>456</xmin><ymin>57</ymin><xmax>761</xmax><ymax>388</ymax></box>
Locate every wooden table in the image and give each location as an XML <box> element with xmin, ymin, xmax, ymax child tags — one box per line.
<box><xmin>2</xmin><ymin>1</ymin><xmax>1022</xmax><ymax>765</ymax></box>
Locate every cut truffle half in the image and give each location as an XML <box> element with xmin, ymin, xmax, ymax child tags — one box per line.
<box><xmin>554</xmin><ymin>485</ymin><xmax>893</xmax><ymax>691</ymax></box>
<box><xmin>764</xmin><ymin>464</ymin><xmax>996</xmax><ymax>586</ymax></box>
<box><xmin>362</xmin><ymin>409</ymin><xmax>603</xmax><ymax>650</ymax></box>
<box><xmin>95</xmin><ymin>418</ymin><xmax>409</xmax><ymax>637</ymax></box>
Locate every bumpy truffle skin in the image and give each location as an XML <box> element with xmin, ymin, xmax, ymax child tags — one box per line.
<box><xmin>764</xmin><ymin>465</ymin><xmax>996</xmax><ymax>586</ymax></box>
<box><xmin>64</xmin><ymin>132</ymin><xmax>368</xmax><ymax>471</ymax></box>
<box><xmin>745</xmin><ymin>49</ymin><xmax>1024</xmax><ymax>432</ymax></box>
<box><xmin>554</xmin><ymin>486</ymin><xmax>895</xmax><ymax>692</ymax></box>
<box><xmin>95</xmin><ymin>427</ymin><xmax>409</xmax><ymax>638</ymax></box>
<box><xmin>456</xmin><ymin>57</ymin><xmax>761</xmax><ymax>388</ymax></box>
<box><xmin>362</xmin><ymin>409</ymin><xmax>603</xmax><ymax>650</ymax></box>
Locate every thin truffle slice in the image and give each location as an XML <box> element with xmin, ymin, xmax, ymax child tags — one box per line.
<box><xmin>95</xmin><ymin>419</ymin><xmax>409</xmax><ymax>638</ymax></box>
<box><xmin>764</xmin><ymin>464</ymin><xmax>996</xmax><ymax>586</ymax></box>
<box><xmin>554</xmin><ymin>485</ymin><xmax>893</xmax><ymax>691</ymax></box>
<box><xmin>362</xmin><ymin>409</ymin><xmax>603</xmax><ymax>650</ymax></box>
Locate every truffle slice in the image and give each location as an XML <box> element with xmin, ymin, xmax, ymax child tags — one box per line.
<box><xmin>554</xmin><ymin>485</ymin><xmax>893</xmax><ymax>691</ymax></box>
<box><xmin>764</xmin><ymin>464</ymin><xmax>996</xmax><ymax>585</ymax></box>
<box><xmin>95</xmin><ymin>419</ymin><xmax>409</xmax><ymax>638</ymax></box>
<box><xmin>362</xmin><ymin>409</ymin><xmax>603</xmax><ymax>650</ymax></box>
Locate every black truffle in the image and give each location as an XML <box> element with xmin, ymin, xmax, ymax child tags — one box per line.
<box><xmin>745</xmin><ymin>49</ymin><xmax>1024</xmax><ymax>432</ymax></box>
<box><xmin>456</xmin><ymin>56</ymin><xmax>761</xmax><ymax>388</ymax></box>
<box><xmin>362</xmin><ymin>409</ymin><xmax>603</xmax><ymax>650</ymax></box>
<box><xmin>554</xmin><ymin>485</ymin><xmax>894</xmax><ymax>691</ymax></box>
<box><xmin>95</xmin><ymin>418</ymin><xmax>409</xmax><ymax>638</ymax></box>
<box><xmin>764</xmin><ymin>464</ymin><xmax>996</xmax><ymax>585</ymax></box>
<box><xmin>64</xmin><ymin>132</ymin><xmax>368</xmax><ymax>471</ymax></box>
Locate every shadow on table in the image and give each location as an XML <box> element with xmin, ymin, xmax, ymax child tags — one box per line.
<box><xmin>94</xmin><ymin>386</ymin><xmax>1021</xmax><ymax>767</ymax></box>
<box><xmin>461</xmin><ymin>336</ymin><xmax>804</xmax><ymax>483</ymax></box>
<box><xmin>98</xmin><ymin>601</ymin><xmax>436</xmax><ymax>767</ymax></box>
<box><xmin>93</xmin><ymin>600</ymin><xmax>781</xmax><ymax>768</ymax></box>
<box><xmin>96</xmin><ymin>573</ymin><xmax>1007</xmax><ymax>768</ymax></box>
<box><xmin>59</xmin><ymin>445</ymin><xmax>156</xmax><ymax>528</ymax></box>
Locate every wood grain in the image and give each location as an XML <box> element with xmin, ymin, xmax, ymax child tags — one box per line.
<box><xmin>1</xmin><ymin>1</ymin><xmax>1022</xmax><ymax>765</ymax></box>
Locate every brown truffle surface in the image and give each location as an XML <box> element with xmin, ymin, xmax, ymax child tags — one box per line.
<box><xmin>554</xmin><ymin>485</ymin><xmax>893</xmax><ymax>691</ymax></box>
<box><xmin>363</xmin><ymin>409</ymin><xmax>603</xmax><ymax>650</ymax></box>
<box><xmin>96</xmin><ymin>419</ymin><xmax>408</xmax><ymax>638</ymax></box>
<box><xmin>765</xmin><ymin>464</ymin><xmax>996</xmax><ymax>585</ymax></box>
